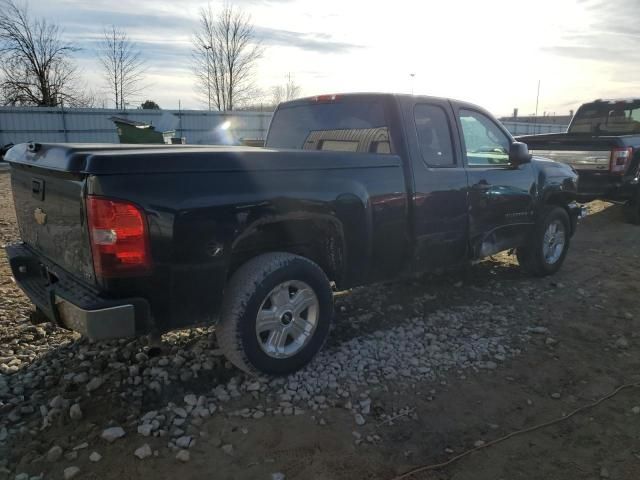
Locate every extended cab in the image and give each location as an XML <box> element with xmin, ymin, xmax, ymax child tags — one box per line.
<box><xmin>519</xmin><ymin>99</ymin><xmax>640</xmax><ymax>223</ymax></box>
<box><xmin>5</xmin><ymin>93</ymin><xmax>581</xmax><ymax>374</ymax></box>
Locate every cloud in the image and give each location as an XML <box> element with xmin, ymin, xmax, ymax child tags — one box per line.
<box><xmin>255</xmin><ymin>27</ymin><xmax>362</xmax><ymax>53</ymax></box>
<box><xmin>29</xmin><ymin>2</ymin><xmax>360</xmax><ymax>56</ymax></box>
<box><xmin>544</xmin><ymin>0</ymin><xmax>640</xmax><ymax>64</ymax></box>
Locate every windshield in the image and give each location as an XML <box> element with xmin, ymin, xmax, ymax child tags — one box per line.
<box><xmin>266</xmin><ymin>100</ymin><xmax>393</xmax><ymax>154</ymax></box>
<box><xmin>569</xmin><ymin>100</ymin><xmax>640</xmax><ymax>135</ymax></box>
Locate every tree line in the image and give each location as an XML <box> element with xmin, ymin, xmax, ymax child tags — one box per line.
<box><xmin>0</xmin><ymin>0</ymin><xmax>301</xmax><ymax>110</ymax></box>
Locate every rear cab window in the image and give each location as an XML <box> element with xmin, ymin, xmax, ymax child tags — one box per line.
<box><xmin>569</xmin><ymin>100</ymin><xmax>640</xmax><ymax>135</ymax></box>
<box><xmin>414</xmin><ymin>104</ymin><xmax>456</xmax><ymax>167</ymax></box>
<box><xmin>266</xmin><ymin>98</ymin><xmax>394</xmax><ymax>154</ymax></box>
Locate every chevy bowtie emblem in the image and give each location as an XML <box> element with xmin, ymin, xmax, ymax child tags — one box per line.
<box><xmin>34</xmin><ymin>208</ymin><xmax>47</xmax><ymax>225</ymax></box>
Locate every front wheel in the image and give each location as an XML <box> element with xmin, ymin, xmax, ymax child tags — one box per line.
<box><xmin>517</xmin><ymin>206</ymin><xmax>571</xmax><ymax>276</ymax></box>
<box><xmin>216</xmin><ymin>252</ymin><xmax>333</xmax><ymax>375</ymax></box>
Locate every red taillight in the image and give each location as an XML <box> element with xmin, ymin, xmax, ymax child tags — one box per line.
<box><xmin>86</xmin><ymin>196</ymin><xmax>151</xmax><ymax>278</ymax></box>
<box><xmin>610</xmin><ymin>147</ymin><xmax>633</xmax><ymax>175</ymax></box>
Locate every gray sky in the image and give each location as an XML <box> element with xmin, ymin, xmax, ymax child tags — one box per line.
<box><xmin>28</xmin><ymin>0</ymin><xmax>640</xmax><ymax>115</ymax></box>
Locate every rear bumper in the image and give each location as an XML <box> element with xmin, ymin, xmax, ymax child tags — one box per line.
<box><xmin>575</xmin><ymin>173</ymin><xmax>638</xmax><ymax>201</ymax></box>
<box><xmin>6</xmin><ymin>243</ymin><xmax>151</xmax><ymax>340</ymax></box>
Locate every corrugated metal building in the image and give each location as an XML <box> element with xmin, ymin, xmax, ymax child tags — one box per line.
<box><xmin>0</xmin><ymin>107</ymin><xmax>273</xmax><ymax>145</ymax></box>
<box><xmin>0</xmin><ymin>107</ymin><xmax>566</xmax><ymax>147</ymax></box>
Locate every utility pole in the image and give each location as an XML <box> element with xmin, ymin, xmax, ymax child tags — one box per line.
<box><xmin>410</xmin><ymin>73</ymin><xmax>416</xmax><ymax>95</ymax></box>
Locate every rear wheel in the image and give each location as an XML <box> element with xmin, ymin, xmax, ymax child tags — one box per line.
<box><xmin>216</xmin><ymin>252</ymin><xmax>333</xmax><ymax>375</ymax></box>
<box><xmin>517</xmin><ymin>206</ymin><xmax>571</xmax><ymax>276</ymax></box>
<box><xmin>623</xmin><ymin>188</ymin><xmax>640</xmax><ymax>225</ymax></box>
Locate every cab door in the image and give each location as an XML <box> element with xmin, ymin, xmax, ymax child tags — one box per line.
<box><xmin>453</xmin><ymin>105</ymin><xmax>536</xmax><ymax>257</ymax></box>
<box><xmin>401</xmin><ymin>97</ymin><xmax>469</xmax><ymax>271</ymax></box>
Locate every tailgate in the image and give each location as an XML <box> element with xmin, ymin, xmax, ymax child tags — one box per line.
<box><xmin>528</xmin><ymin>149</ymin><xmax>610</xmax><ymax>171</ymax></box>
<box><xmin>8</xmin><ymin>156</ymin><xmax>95</xmax><ymax>285</ymax></box>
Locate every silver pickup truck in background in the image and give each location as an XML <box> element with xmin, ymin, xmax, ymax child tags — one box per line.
<box><xmin>519</xmin><ymin>99</ymin><xmax>640</xmax><ymax>223</ymax></box>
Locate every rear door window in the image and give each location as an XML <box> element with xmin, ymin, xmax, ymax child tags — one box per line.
<box><xmin>266</xmin><ymin>100</ymin><xmax>393</xmax><ymax>154</ymax></box>
<box><xmin>414</xmin><ymin>104</ymin><xmax>455</xmax><ymax>167</ymax></box>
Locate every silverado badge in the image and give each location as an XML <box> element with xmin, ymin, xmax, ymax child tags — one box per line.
<box><xmin>34</xmin><ymin>208</ymin><xmax>47</xmax><ymax>225</ymax></box>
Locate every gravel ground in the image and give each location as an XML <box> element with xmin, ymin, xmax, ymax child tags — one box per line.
<box><xmin>1</xmin><ymin>171</ymin><xmax>640</xmax><ymax>480</ymax></box>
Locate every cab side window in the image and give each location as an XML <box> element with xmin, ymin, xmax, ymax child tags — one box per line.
<box><xmin>459</xmin><ymin>109</ymin><xmax>510</xmax><ymax>166</ymax></box>
<box><xmin>414</xmin><ymin>104</ymin><xmax>455</xmax><ymax>167</ymax></box>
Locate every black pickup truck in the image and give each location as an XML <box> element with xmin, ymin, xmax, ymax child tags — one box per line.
<box><xmin>5</xmin><ymin>93</ymin><xmax>581</xmax><ymax>374</ymax></box>
<box><xmin>520</xmin><ymin>99</ymin><xmax>640</xmax><ymax>223</ymax></box>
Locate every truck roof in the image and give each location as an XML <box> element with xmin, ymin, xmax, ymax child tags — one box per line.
<box><xmin>278</xmin><ymin>92</ymin><xmax>478</xmax><ymax>109</ymax></box>
<box><xmin>590</xmin><ymin>98</ymin><xmax>640</xmax><ymax>104</ymax></box>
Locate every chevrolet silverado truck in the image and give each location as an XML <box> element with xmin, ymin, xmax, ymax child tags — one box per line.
<box><xmin>519</xmin><ymin>98</ymin><xmax>640</xmax><ymax>223</ymax></box>
<box><xmin>5</xmin><ymin>93</ymin><xmax>581</xmax><ymax>375</ymax></box>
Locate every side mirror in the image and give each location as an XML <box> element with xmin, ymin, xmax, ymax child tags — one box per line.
<box><xmin>509</xmin><ymin>142</ymin><xmax>532</xmax><ymax>166</ymax></box>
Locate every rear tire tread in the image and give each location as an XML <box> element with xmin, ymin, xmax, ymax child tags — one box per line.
<box><xmin>216</xmin><ymin>252</ymin><xmax>331</xmax><ymax>375</ymax></box>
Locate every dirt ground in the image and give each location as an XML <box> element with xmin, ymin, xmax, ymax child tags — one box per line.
<box><xmin>1</xmin><ymin>170</ymin><xmax>640</xmax><ymax>480</ymax></box>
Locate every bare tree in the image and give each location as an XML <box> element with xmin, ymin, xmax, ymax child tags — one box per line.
<box><xmin>271</xmin><ymin>73</ymin><xmax>301</xmax><ymax>105</ymax></box>
<box><xmin>0</xmin><ymin>0</ymin><xmax>91</xmax><ymax>107</ymax></box>
<box><xmin>99</xmin><ymin>26</ymin><xmax>146</xmax><ymax>109</ymax></box>
<box><xmin>193</xmin><ymin>3</ymin><xmax>263</xmax><ymax>111</ymax></box>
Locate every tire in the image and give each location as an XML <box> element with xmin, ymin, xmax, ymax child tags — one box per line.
<box><xmin>623</xmin><ymin>188</ymin><xmax>640</xmax><ymax>225</ymax></box>
<box><xmin>216</xmin><ymin>252</ymin><xmax>333</xmax><ymax>375</ymax></box>
<box><xmin>517</xmin><ymin>206</ymin><xmax>571</xmax><ymax>277</ymax></box>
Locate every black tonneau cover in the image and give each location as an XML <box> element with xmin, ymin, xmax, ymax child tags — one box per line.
<box><xmin>5</xmin><ymin>143</ymin><xmax>401</xmax><ymax>175</ymax></box>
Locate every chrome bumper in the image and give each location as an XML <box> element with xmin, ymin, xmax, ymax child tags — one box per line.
<box><xmin>55</xmin><ymin>296</ymin><xmax>136</xmax><ymax>339</ymax></box>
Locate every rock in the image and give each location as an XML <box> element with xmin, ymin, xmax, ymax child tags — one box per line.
<box><xmin>86</xmin><ymin>377</ymin><xmax>103</xmax><ymax>392</ymax></box>
<box><xmin>69</xmin><ymin>403</ymin><xmax>82</xmax><ymax>420</ymax></box>
<box><xmin>221</xmin><ymin>444</ymin><xmax>234</xmax><ymax>455</ymax></box>
<box><xmin>473</xmin><ymin>440</ymin><xmax>485</xmax><ymax>448</ymax></box>
<box><xmin>484</xmin><ymin>361</ymin><xmax>497</xmax><ymax>370</ymax></box>
<box><xmin>65</xmin><ymin>451</ymin><xmax>79</xmax><ymax>461</ymax></box>
<box><xmin>354</xmin><ymin>413</ymin><xmax>366</xmax><ymax>426</ymax></box>
<box><xmin>46</xmin><ymin>445</ymin><xmax>63</xmax><ymax>462</ymax></box>
<box><xmin>49</xmin><ymin>395</ymin><xmax>65</xmax><ymax>409</ymax></box>
<box><xmin>173</xmin><ymin>407</ymin><xmax>187</xmax><ymax>418</ymax></box>
<box><xmin>550</xmin><ymin>392</ymin><xmax>561</xmax><ymax>399</ymax></box>
<box><xmin>138</xmin><ymin>424</ymin><xmax>153</xmax><ymax>436</ymax></box>
<box><xmin>271</xmin><ymin>473</ymin><xmax>286</xmax><ymax>480</ymax></box>
<box><xmin>102</xmin><ymin>426</ymin><xmax>126</xmax><ymax>442</ymax></box>
<box><xmin>63</xmin><ymin>466</ymin><xmax>80</xmax><ymax>480</ymax></box>
<box><xmin>134</xmin><ymin>444</ymin><xmax>153</xmax><ymax>460</ymax></box>
<box><xmin>176</xmin><ymin>436</ymin><xmax>193</xmax><ymax>448</ymax></box>
<box><xmin>246</xmin><ymin>381</ymin><xmax>261</xmax><ymax>392</ymax></box>
<box><xmin>89</xmin><ymin>451</ymin><xmax>102</xmax><ymax>462</ymax></box>
<box><xmin>72</xmin><ymin>372</ymin><xmax>89</xmax><ymax>384</ymax></box>
<box><xmin>528</xmin><ymin>326</ymin><xmax>549</xmax><ymax>335</ymax></box>
<box><xmin>176</xmin><ymin>450</ymin><xmax>190</xmax><ymax>462</ymax></box>
<box><xmin>615</xmin><ymin>337</ymin><xmax>629</xmax><ymax>349</ymax></box>
<box><xmin>600</xmin><ymin>467</ymin><xmax>610</xmax><ymax>478</ymax></box>
<box><xmin>632</xmin><ymin>406</ymin><xmax>640</xmax><ymax>415</ymax></box>
<box><xmin>184</xmin><ymin>394</ymin><xmax>197</xmax><ymax>406</ymax></box>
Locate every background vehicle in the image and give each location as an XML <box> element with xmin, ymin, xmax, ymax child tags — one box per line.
<box><xmin>519</xmin><ymin>99</ymin><xmax>640</xmax><ymax>223</ymax></box>
<box><xmin>5</xmin><ymin>93</ymin><xmax>580</xmax><ymax>374</ymax></box>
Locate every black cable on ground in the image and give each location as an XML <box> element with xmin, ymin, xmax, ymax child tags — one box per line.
<box><xmin>391</xmin><ymin>382</ymin><xmax>640</xmax><ymax>480</ymax></box>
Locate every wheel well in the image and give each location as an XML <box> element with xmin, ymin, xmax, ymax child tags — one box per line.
<box><xmin>228</xmin><ymin>219</ymin><xmax>345</xmax><ymax>286</ymax></box>
<box><xmin>543</xmin><ymin>195</ymin><xmax>575</xmax><ymax>233</ymax></box>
